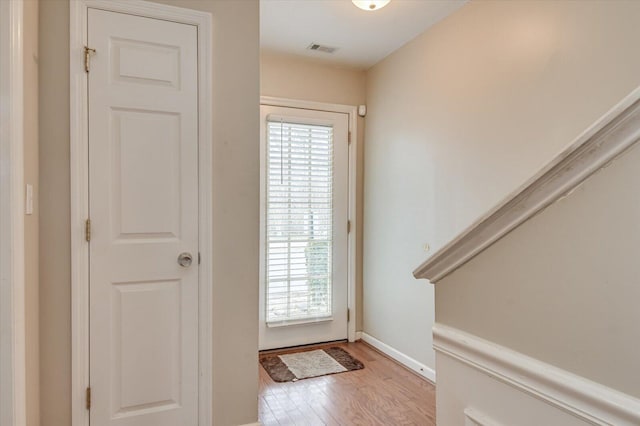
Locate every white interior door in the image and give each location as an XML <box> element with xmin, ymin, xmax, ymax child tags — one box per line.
<box><xmin>88</xmin><ymin>9</ymin><xmax>199</xmax><ymax>426</ymax></box>
<box><xmin>259</xmin><ymin>106</ymin><xmax>349</xmax><ymax>350</ymax></box>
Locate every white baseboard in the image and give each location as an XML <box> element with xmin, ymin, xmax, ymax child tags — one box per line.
<box><xmin>434</xmin><ymin>323</ymin><xmax>640</xmax><ymax>425</ymax></box>
<box><xmin>360</xmin><ymin>332</ymin><xmax>436</xmax><ymax>383</ymax></box>
<box><xmin>238</xmin><ymin>422</ymin><xmax>260</xmax><ymax>426</ymax></box>
<box><xmin>355</xmin><ymin>331</ymin><xmax>363</xmax><ymax>340</ymax></box>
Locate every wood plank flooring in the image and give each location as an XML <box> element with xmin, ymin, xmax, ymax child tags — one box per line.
<box><xmin>259</xmin><ymin>341</ymin><xmax>436</xmax><ymax>425</ymax></box>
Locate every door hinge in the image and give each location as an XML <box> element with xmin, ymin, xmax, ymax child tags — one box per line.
<box><xmin>198</xmin><ymin>252</ymin><xmax>201</xmax><ymax>265</ymax></box>
<box><xmin>85</xmin><ymin>219</ymin><xmax>91</xmax><ymax>242</ymax></box>
<box><xmin>84</xmin><ymin>46</ymin><xmax>96</xmax><ymax>73</ymax></box>
<box><xmin>86</xmin><ymin>387</ymin><xmax>92</xmax><ymax>410</ymax></box>
<box><xmin>348</xmin><ymin>131</ymin><xmax>352</xmax><ymax>144</ymax></box>
<box><xmin>347</xmin><ymin>220</ymin><xmax>351</xmax><ymax>234</ymax></box>
<box><xmin>347</xmin><ymin>308</ymin><xmax>350</xmax><ymax>322</ymax></box>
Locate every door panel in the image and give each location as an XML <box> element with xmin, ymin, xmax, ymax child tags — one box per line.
<box><xmin>111</xmin><ymin>38</ymin><xmax>181</xmax><ymax>88</ymax></box>
<box><xmin>112</xmin><ymin>109</ymin><xmax>181</xmax><ymax>238</ymax></box>
<box><xmin>88</xmin><ymin>9</ymin><xmax>199</xmax><ymax>426</ymax></box>
<box><xmin>259</xmin><ymin>106</ymin><xmax>349</xmax><ymax>350</ymax></box>
<box><xmin>111</xmin><ymin>280</ymin><xmax>181</xmax><ymax>417</ymax></box>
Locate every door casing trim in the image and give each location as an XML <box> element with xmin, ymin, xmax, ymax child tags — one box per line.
<box><xmin>0</xmin><ymin>1</ymin><xmax>26</xmax><ymax>424</ymax></box>
<box><xmin>69</xmin><ymin>1</ymin><xmax>213</xmax><ymax>425</ymax></box>
<box><xmin>260</xmin><ymin>96</ymin><xmax>359</xmax><ymax>343</ymax></box>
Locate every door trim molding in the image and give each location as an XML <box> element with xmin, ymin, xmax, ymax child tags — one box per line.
<box><xmin>69</xmin><ymin>1</ymin><xmax>213</xmax><ymax>425</ymax></box>
<box><xmin>260</xmin><ymin>96</ymin><xmax>359</xmax><ymax>343</ymax></box>
<box><xmin>0</xmin><ymin>1</ymin><xmax>26</xmax><ymax>425</ymax></box>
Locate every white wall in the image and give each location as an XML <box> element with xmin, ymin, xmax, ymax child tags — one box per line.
<box><xmin>363</xmin><ymin>0</ymin><xmax>640</xmax><ymax>372</ymax></box>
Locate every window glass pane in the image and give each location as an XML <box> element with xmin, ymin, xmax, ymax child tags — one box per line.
<box><xmin>265</xmin><ymin>121</ymin><xmax>333</xmax><ymax>323</ymax></box>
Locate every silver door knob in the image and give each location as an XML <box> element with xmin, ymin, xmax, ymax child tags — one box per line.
<box><xmin>178</xmin><ymin>252</ymin><xmax>193</xmax><ymax>268</ymax></box>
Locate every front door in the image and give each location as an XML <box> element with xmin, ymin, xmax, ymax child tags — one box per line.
<box><xmin>88</xmin><ymin>9</ymin><xmax>199</xmax><ymax>426</ymax></box>
<box><xmin>259</xmin><ymin>105</ymin><xmax>349</xmax><ymax>350</ymax></box>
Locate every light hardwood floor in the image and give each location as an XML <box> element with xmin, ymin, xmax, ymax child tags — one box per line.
<box><xmin>259</xmin><ymin>341</ymin><xmax>436</xmax><ymax>425</ymax></box>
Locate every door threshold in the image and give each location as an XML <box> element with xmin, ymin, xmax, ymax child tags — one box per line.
<box><xmin>259</xmin><ymin>339</ymin><xmax>348</xmax><ymax>356</ymax></box>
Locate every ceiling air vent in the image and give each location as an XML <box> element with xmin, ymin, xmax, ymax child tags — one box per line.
<box><xmin>307</xmin><ymin>43</ymin><xmax>338</xmax><ymax>54</ymax></box>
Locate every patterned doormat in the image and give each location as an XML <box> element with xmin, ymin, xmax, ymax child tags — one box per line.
<box><xmin>260</xmin><ymin>347</ymin><xmax>364</xmax><ymax>382</ymax></box>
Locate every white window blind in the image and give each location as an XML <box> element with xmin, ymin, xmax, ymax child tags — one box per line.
<box><xmin>265</xmin><ymin>120</ymin><xmax>334</xmax><ymax>324</ymax></box>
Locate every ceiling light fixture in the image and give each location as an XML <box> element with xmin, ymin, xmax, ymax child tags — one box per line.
<box><xmin>352</xmin><ymin>0</ymin><xmax>390</xmax><ymax>11</ymax></box>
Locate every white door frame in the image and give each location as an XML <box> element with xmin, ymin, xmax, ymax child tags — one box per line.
<box><xmin>260</xmin><ymin>96</ymin><xmax>359</xmax><ymax>343</ymax></box>
<box><xmin>0</xmin><ymin>1</ymin><xmax>26</xmax><ymax>425</ymax></box>
<box><xmin>69</xmin><ymin>1</ymin><xmax>213</xmax><ymax>425</ymax></box>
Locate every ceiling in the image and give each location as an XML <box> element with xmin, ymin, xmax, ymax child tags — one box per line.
<box><xmin>260</xmin><ymin>0</ymin><xmax>467</xmax><ymax>69</ymax></box>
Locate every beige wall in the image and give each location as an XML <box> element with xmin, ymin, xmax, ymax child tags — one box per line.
<box><xmin>261</xmin><ymin>51</ymin><xmax>366</xmax><ymax>106</ymax></box>
<box><xmin>39</xmin><ymin>1</ymin><xmax>69</xmax><ymax>423</ymax></box>
<box><xmin>260</xmin><ymin>52</ymin><xmax>366</xmax><ymax>330</ymax></box>
<box><xmin>39</xmin><ymin>1</ymin><xmax>260</xmax><ymax>425</ymax></box>
<box><xmin>437</xmin><ymin>136</ymin><xmax>640</xmax><ymax>398</ymax></box>
<box><xmin>364</xmin><ymin>0</ymin><xmax>640</xmax><ymax>371</ymax></box>
<box><xmin>24</xmin><ymin>1</ymin><xmax>39</xmax><ymax>425</ymax></box>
